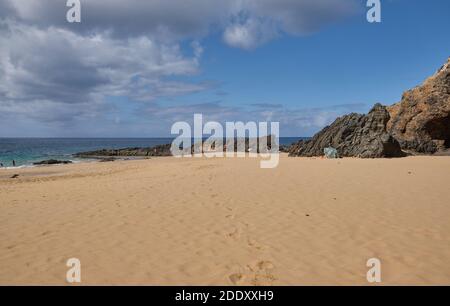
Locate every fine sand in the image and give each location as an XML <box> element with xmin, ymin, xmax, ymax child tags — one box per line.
<box><xmin>0</xmin><ymin>155</ymin><xmax>449</xmax><ymax>285</ymax></box>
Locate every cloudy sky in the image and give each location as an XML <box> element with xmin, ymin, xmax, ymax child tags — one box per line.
<box><xmin>0</xmin><ymin>0</ymin><xmax>449</xmax><ymax>137</ymax></box>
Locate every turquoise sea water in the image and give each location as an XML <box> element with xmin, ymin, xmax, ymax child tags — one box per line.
<box><xmin>0</xmin><ymin>137</ymin><xmax>305</xmax><ymax>167</ymax></box>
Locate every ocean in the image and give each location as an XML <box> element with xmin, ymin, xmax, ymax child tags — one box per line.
<box><xmin>0</xmin><ymin>137</ymin><xmax>305</xmax><ymax>168</ymax></box>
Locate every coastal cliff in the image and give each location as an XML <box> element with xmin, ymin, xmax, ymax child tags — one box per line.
<box><xmin>290</xmin><ymin>57</ymin><xmax>450</xmax><ymax>158</ymax></box>
<box><xmin>387</xmin><ymin>58</ymin><xmax>450</xmax><ymax>154</ymax></box>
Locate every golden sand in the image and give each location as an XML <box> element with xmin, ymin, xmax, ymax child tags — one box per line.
<box><xmin>1</xmin><ymin>155</ymin><xmax>449</xmax><ymax>285</ymax></box>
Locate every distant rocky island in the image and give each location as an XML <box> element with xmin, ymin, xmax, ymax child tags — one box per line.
<box><xmin>72</xmin><ymin>58</ymin><xmax>449</xmax><ymax>160</ymax></box>
<box><xmin>289</xmin><ymin>57</ymin><xmax>449</xmax><ymax>158</ymax></box>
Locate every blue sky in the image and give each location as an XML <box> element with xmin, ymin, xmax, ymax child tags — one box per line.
<box><xmin>0</xmin><ymin>0</ymin><xmax>449</xmax><ymax>137</ymax></box>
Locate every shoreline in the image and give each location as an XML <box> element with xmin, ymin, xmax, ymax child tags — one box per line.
<box><xmin>2</xmin><ymin>150</ymin><xmax>449</xmax><ymax>172</ymax></box>
<box><xmin>0</xmin><ymin>137</ymin><xmax>309</xmax><ymax>169</ymax></box>
<box><xmin>0</xmin><ymin>156</ymin><xmax>159</xmax><ymax>171</ymax></box>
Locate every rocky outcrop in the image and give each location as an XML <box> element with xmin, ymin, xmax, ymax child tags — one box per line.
<box><xmin>289</xmin><ymin>104</ymin><xmax>405</xmax><ymax>158</ymax></box>
<box><xmin>75</xmin><ymin>136</ymin><xmax>279</xmax><ymax>159</ymax></box>
<box><xmin>33</xmin><ymin>159</ymin><xmax>73</xmax><ymax>165</ymax></box>
<box><xmin>289</xmin><ymin>57</ymin><xmax>450</xmax><ymax>158</ymax></box>
<box><xmin>74</xmin><ymin>144</ymin><xmax>172</xmax><ymax>158</ymax></box>
<box><xmin>387</xmin><ymin>58</ymin><xmax>450</xmax><ymax>154</ymax></box>
<box><xmin>191</xmin><ymin>135</ymin><xmax>277</xmax><ymax>154</ymax></box>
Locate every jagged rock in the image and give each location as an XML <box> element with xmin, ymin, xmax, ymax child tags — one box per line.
<box><xmin>387</xmin><ymin>57</ymin><xmax>450</xmax><ymax>154</ymax></box>
<box><xmin>289</xmin><ymin>104</ymin><xmax>405</xmax><ymax>158</ymax></box>
<box><xmin>33</xmin><ymin>159</ymin><xmax>73</xmax><ymax>165</ymax></box>
<box><xmin>289</xmin><ymin>58</ymin><xmax>450</xmax><ymax>158</ymax></box>
<box><xmin>74</xmin><ymin>144</ymin><xmax>172</xmax><ymax>158</ymax></box>
<box><xmin>191</xmin><ymin>135</ymin><xmax>277</xmax><ymax>154</ymax></box>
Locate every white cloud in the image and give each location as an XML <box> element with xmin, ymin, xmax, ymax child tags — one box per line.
<box><xmin>223</xmin><ymin>0</ymin><xmax>359</xmax><ymax>49</ymax></box>
<box><xmin>0</xmin><ymin>19</ymin><xmax>204</xmax><ymax>123</ymax></box>
<box><xmin>3</xmin><ymin>0</ymin><xmax>359</xmax><ymax>46</ymax></box>
<box><xmin>0</xmin><ymin>0</ymin><xmax>361</xmax><ymax>136</ymax></box>
<box><xmin>223</xmin><ymin>17</ymin><xmax>278</xmax><ymax>50</ymax></box>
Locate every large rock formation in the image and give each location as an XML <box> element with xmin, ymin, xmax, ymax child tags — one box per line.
<box><xmin>387</xmin><ymin>58</ymin><xmax>450</xmax><ymax>154</ymax></box>
<box><xmin>289</xmin><ymin>57</ymin><xmax>450</xmax><ymax>158</ymax></box>
<box><xmin>289</xmin><ymin>104</ymin><xmax>405</xmax><ymax>158</ymax></box>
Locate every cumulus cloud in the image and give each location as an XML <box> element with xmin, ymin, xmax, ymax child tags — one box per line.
<box><xmin>0</xmin><ymin>0</ymin><xmax>361</xmax><ymax>136</ymax></box>
<box><xmin>4</xmin><ymin>0</ymin><xmax>232</xmax><ymax>40</ymax></box>
<box><xmin>245</xmin><ymin>0</ymin><xmax>359</xmax><ymax>35</ymax></box>
<box><xmin>223</xmin><ymin>17</ymin><xmax>278</xmax><ymax>50</ymax></box>
<box><xmin>0</xmin><ymin>18</ymin><xmax>204</xmax><ymax>124</ymax></box>
<box><xmin>223</xmin><ymin>0</ymin><xmax>359</xmax><ymax>49</ymax></box>
<box><xmin>4</xmin><ymin>0</ymin><xmax>359</xmax><ymax>45</ymax></box>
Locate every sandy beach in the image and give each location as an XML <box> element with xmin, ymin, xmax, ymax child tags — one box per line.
<box><xmin>0</xmin><ymin>155</ymin><xmax>449</xmax><ymax>285</ymax></box>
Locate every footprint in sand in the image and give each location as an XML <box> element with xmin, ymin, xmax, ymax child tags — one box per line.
<box><xmin>229</xmin><ymin>261</ymin><xmax>276</xmax><ymax>285</ymax></box>
<box><xmin>256</xmin><ymin>261</ymin><xmax>274</xmax><ymax>270</ymax></box>
<box><xmin>247</xmin><ymin>238</ymin><xmax>266</xmax><ymax>250</ymax></box>
<box><xmin>248</xmin><ymin>261</ymin><xmax>276</xmax><ymax>285</ymax></box>
<box><xmin>41</xmin><ymin>230</ymin><xmax>51</xmax><ymax>236</ymax></box>
<box><xmin>226</xmin><ymin>227</ymin><xmax>241</xmax><ymax>240</ymax></box>
<box><xmin>229</xmin><ymin>273</ymin><xmax>245</xmax><ymax>285</ymax></box>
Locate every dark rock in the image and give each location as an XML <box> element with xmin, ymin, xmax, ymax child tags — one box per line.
<box><xmin>387</xmin><ymin>57</ymin><xmax>450</xmax><ymax>154</ymax></box>
<box><xmin>279</xmin><ymin>145</ymin><xmax>291</xmax><ymax>153</ymax></box>
<box><xmin>76</xmin><ymin>136</ymin><xmax>280</xmax><ymax>159</ymax></box>
<box><xmin>191</xmin><ymin>135</ymin><xmax>278</xmax><ymax>154</ymax></box>
<box><xmin>33</xmin><ymin>159</ymin><xmax>73</xmax><ymax>165</ymax></box>
<box><xmin>99</xmin><ymin>157</ymin><xmax>116</xmax><ymax>162</ymax></box>
<box><xmin>289</xmin><ymin>104</ymin><xmax>405</xmax><ymax>158</ymax></box>
<box><xmin>10</xmin><ymin>174</ymin><xmax>19</xmax><ymax>179</ymax></box>
<box><xmin>289</xmin><ymin>58</ymin><xmax>450</xmax><ymax>158</ymax></box>
<box><xmin>74</xmin><ymin>143</ymin><xmax>172</xmax><ymax>158</ymax></box>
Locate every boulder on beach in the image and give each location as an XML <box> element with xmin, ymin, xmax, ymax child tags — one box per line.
<box><xmin>289</xmin><ymin>104</ymin><xmax>405</xmax><ymax>158</ymax></box>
